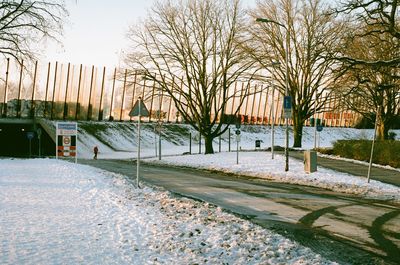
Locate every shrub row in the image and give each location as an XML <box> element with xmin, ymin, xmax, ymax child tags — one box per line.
<box><xmin>331</xmin><ymin>140</ymin><xmax>400</xmax><ymax>168</ymax></box>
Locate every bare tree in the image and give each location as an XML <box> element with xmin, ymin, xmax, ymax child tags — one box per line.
<box><xmin>335</xmin><ymin>0</ymin><xmax>400</xmax><ymax>67</ymax></box>
<box><xmin>247</xmin><ymin>0</ymin><xmax>346</xmax><ymax>147</ymax></box>
<box><xmin>0</xmin><ymin>0</ymin><xmax>67</xmax><ymax>61</ymax></box>
<box><xmin>335</xmin><ymin>24</ymin><xmax>400</xmax><ymax>140</ymax></box>
<box><xmin>124</xmin><ymin>0</ymin><xmax>259</xmax><ymax>154</ymax></box>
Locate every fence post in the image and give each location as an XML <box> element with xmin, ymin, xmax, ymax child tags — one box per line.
<box><xmin>119</xmin><ymin>69</ymin><xmax>127</xmax><ymax>121</ymax></box>
<box><xmin>129</xmin><ymin>70</ymin><xmax>138</xmax><ymax>121</ymax></box>
<box><xmin>109</xmin><ymin>67</ymin><xmax>116</xmax><ymax>121</ymax></box>
<box><xmin>50</xmin><ymin>61</ymin><xmax>58</xmax><ymax>120</ymax></box>
<box><xmin>30</xmin><ymin>61</ymin><xmax>38</xmax><ymax>118</ymax></box>
<box><xmin>1</xmin><ymin>58</ymin><xmax>10</xmax><ymax>117</ymax></box>
<box><xmin>98</xmin><ymin>66</ymin><xmax>106</xmax><ymax>121</ymax></box>
<box><xmin>75</xmin><ymin>64</ymin><xmax>83</xmax><ymax>120</ymax></box>
<box><xmin>63</xmin><ymin>63</ymin><xmax>71</xmax><ymax>120</ymax></box>
<box><xmin>16</xmin><ymin>60</ymin><xmax>24</xmax><ymax>118</ymax></box>
<box><xmin>87</xmin><ymin>65</ymin><xmax>95</xmax><ymax>121</ymax></box>
<box><xmin>44</xmin><ymin>62</ymin><xmax>51</xmax><ymax>118</ymax></box>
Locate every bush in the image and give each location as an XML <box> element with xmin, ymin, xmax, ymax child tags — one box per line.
<box><xmin>332</xmin><ymin>140</ymin><xmax>400</xmax><ymax>168</ymax></box>
<box><xmin>315</xmin><ymin>147</ymin><xmax>333</xmax><ymax>155</ymax></box>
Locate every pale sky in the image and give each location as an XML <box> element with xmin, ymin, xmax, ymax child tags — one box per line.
<box><xmin>44</xmin><ymin>0</ymin><xmax>257</xmax><ymax>68</ymax></box>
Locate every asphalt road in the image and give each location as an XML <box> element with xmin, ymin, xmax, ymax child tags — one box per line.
<box><xmin>80</xmin><ymin>159</ymin><xmax>400</xmax><ymax>265</ymax></box>
<box><xmin>287</xmin><ymin>151</ymin><xmax>400</xmax><ymax>187</ymax></box>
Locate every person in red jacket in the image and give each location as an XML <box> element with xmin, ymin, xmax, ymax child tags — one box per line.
<box><xmin>93</xmin><ymin>146</ymin><xmax>98</xmax><ymax>160</ymax></box>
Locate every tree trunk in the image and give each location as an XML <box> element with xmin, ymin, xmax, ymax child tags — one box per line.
<box><xmin>204</xmin><ymin>135</ymin><xmax>214</xmax><ymax>154</ymax></box>
<box><xmin>376</xmin><ymin>122</ymin><xmax>388</xmax><ymax>141</ymax></box>
<box><xmin>292</xmin><ymin>113</ymin><xmax>304</xmax><ymax>148</ymax></box>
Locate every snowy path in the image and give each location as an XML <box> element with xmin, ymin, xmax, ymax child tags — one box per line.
<box><xmin>0</xmin><ymin>159</ymin><xmax>335</xmax><ymax>265</ymax></box>
<box><xmin>81</xmin><ymin>158</ymin><xmax>400</xmax><ymax>265</ymax></box>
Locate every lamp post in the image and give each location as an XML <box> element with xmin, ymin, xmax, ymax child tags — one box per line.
<box><xmin>270</xmin><ymin>61</ymin><xmax>281</xmax><ymax>160</ymax></box>
<box><xmin>256</xmin><ymin>18</ymin><xmax>290</xmax><ymax>171</ymax></box>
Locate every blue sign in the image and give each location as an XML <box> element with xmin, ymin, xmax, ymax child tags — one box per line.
<box><xmin>317</xmin><ymin>125</ymin><xmax>323</xmax><ymax>132</ymax></box>
<box><xmin>283</xmin><ymin>96</ymin><xmax>292</xmax><ymax>109</ymax></box>
<box><xmin>27</xmin><ymin>132</ymin><xmax>34</xmax><ymax>140</ymax></box>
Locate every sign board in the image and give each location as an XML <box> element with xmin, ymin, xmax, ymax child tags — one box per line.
<box><xmin>283</xmin><ymin>96</ymin><xmax>292</xmax><ymax>119</ymax></box>
<box><xmin>235</xmin><ymin>130</ymin><xmax>241</xmax><ymax>135</ymax></box>
<box><xmin>317</xmin><ymin>125</ymin><xmax>323</xmax><ymax>132</ymax></box>
<box><xmin>283</xmin><ymin>109</ymin><xmax>292</xmax><ymax>119</ymax></box>
<box><xmin>283</xmin><ymin>96</ymin><xmax>292</xmax><ymax>109</ymax></box>
<box><xmin>56</xmin><ymin>122</ymin><xmax>77</xmax><ymax>160</ymax></box>
<box><xmin>129</xmin><ymin>99</ymin><xmax>150</xmax><ymax>117</ymax></box>
<box><xmin>26</xmin><ymin>132</ymin><xmax>34</xmax><ymax>140</ymax></box>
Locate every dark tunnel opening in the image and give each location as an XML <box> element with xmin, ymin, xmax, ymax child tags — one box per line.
<box><xmin>0</xmin><ymin>123</ymin><xmax>55</xmax><ymax>158</ymax></box>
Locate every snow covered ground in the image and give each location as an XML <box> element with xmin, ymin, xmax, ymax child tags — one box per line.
<box><xmin>0</xmin><ymin>159</ymin><xmax>336</xmax><ymax>264</ymax></box>
<box><xmin>2</xmin><ymin>123</ymin><xmax>399</xmax><ymax>263</ymax></box>
<box><xmin>74</xmin><ymin>121</ymin><xmax>400</xmax><ymax>160</ymax></box>
<box><xmin>71</xmin><ymin>121</ymin><xmax>400</xmax><ymax>203</ymax></box>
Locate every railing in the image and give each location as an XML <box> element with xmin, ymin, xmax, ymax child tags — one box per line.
<box><xmin>0</xmin><ymin>59</ymin><xmax>359</xmax><ymax>127</ymax></box>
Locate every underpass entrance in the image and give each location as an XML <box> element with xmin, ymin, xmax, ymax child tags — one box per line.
<box><xmin>0</xmin><ymin>119</ymin><xmax>55</xmax><ymax>157</ymax></box>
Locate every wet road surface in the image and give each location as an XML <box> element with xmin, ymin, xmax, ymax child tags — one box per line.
<box><xmin>80</xmin><ymin>159</ymin><xmax>400</xmax><ymax>265</ymax></box>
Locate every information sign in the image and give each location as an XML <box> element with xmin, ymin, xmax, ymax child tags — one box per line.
<box><xmin>56</xmin><ymin>122</ymin><xmax>77</xmax><ymax>162</ymax></box>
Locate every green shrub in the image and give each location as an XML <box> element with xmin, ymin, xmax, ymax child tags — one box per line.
<box><xmin>332</xmin><ymin>140</ymin><xmax>400</xmax><ymax>168</ymax></box>
<box><xmin>315</xmin><ymin>147</ymin><xmax>333</xmax><ymax>155</ymax></box>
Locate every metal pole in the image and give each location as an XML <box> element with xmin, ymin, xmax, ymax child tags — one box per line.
<box><xmin>56</xmin><ymin>125</ymin><xmax>58</xmax><ymax>160</ymax></box>
<box><xmin>43</xmin><ymin>62</ymin><xmax>51</xmax><ymax>118</ymax></box>
<box><xmin>158</xmin><ymin>127</ymin><xmax>161</xmax><ymax>160</ymax></box>
<box><xmin>158</xmin><ymin>89</ymin><xmax>162</xmax><ymax>160</ymax></box>
<box><xmin>30</xmin><ymin>61</ymin><xmax>38</xmax><ymax>118</ymax></box>
<box><xmin>154</xmin><ymin>126</ymin><xmax>157</xmax><ymax>157</ymax></box>
<box><xmin>63</xmin><ymin>63</ymin><xmax>71</xmax><ymax>120</ymax></box>
<box><xmin>136</xmin><ymin>97</ymin><xmax>141</xmax><ymax>188</ymax></box>
<box><xmin>219</xmin><ymin>134</ymin><xmax>221</xmax><ymax>152</ymax></box>
<box><xmin>17</xmin><ymin>60</ymin><xmax>24</xmax><ymax>118</ymax></box>
<box><xmin>38</xmin><ymin>133</ymin><xmax>41</xmax><ymax>157</ymax></box>
<box><xmin>2</xmin><ymin>58</ymin><xmax>10</xmax><ymax>117</ymax></box>
<box><xmin>50</xmin><ymin>62</ymin><xmax>58</xmax><ymax>120</ymax></box>
<box><xmin>199</xmin><ymin>134</ymin><xmax>201</xmax><ymax>154</ymax></box>
<box><xmin>271</xmin><ymin>85</ymin><xmax>275</xmax><ymax>159</ymax></box>
<box><xmin>367</xmin><ymin>106</ymin><xmax>380</xmax><ymax>183</ymax></box>
<box><xmin>284</xmin><ymin>23</ymin><xmax>290</xmax><ymax>172</ymax></box>
<box><xmin>228</xmin><ymin>128</ymin><xmax>231</xmax><ymax>152</ymax></box>
<box><xmin>119</xmin><ymin>69</ymin><xmax>127</xmax><ymax>121</ymax></box>
<box><xmin>189</xmin><ymin>132</ymin><xmax>192</xmax><ymax>154</ymax></box>
<box><xmin>98</xmin><ymin>66</ymin><xmax>106</xmax><ymax>120</ymax></box>
<box><xmin>313</xmin><ymin>90</ymin><xmax>318</xmax><ymax>149</ymax></box>
<box><xmin>109</xmin><ymin>68</ymin><xmax>116</xmax><ymax>121</ymax></box>
<box><xmin>39</xmin><ymin>137</ymin><xmax>41</xmax><ymax>157</ymax></box>
<box><xmin>29</xmin><ymin>138</ymin><xmax>32</xmax><ymax>158</ymax></box>
<box><xmin>236</xmin><ymin>137</ymin><xmax>239</xmax><ymax>164</ymax></box>
<box><xmin>75</xmin><ymin>64</ymin><xmax>83</xmax><ymax>120</ymax></box>
<box><xmin>130</xmin><ymin>71</ymin><xmax>137</xmax><ymax>121</ymax></box>
<box><xmin>87</xmin><ymin>65</ymin><xmax>95</xmax><ymax>121</ymax></box>
<box><xmin>75</xmin><ymin>124</ymin><xmax>78</xmax><ymax>164</ymax></box>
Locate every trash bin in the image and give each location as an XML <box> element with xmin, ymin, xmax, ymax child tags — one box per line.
<box><xmin>255</xmin><ymin>140</ymin><xmax>261</xmax><ymax>148</ymax></box>
<box><xmin>304</xmin><ymin>150</ymin><xmax>317</xmax><ymax>173</ymax></box>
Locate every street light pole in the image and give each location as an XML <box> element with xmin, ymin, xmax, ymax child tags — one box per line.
<box><xmin>256</xmin><ymin>18</ymin><xmax>290</xmax><ymax>171</ymax></box>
